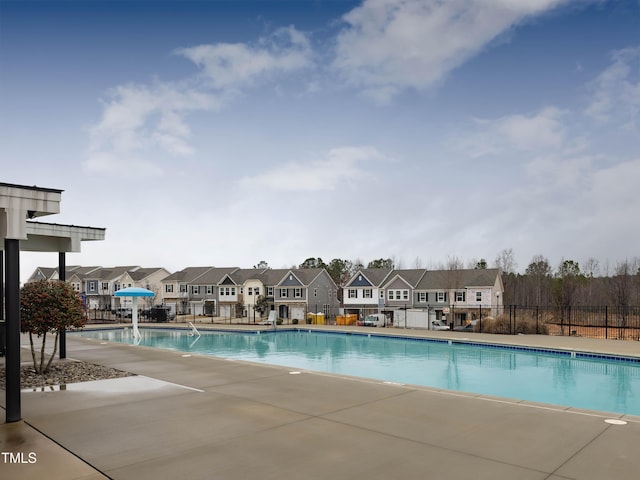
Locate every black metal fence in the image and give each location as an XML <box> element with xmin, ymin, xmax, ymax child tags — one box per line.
<box><xmin>83</xmin><ymin>304</ymin><xmax>640</xmax><ymax>341</ymax></box>
<box><xmin>498</xmin><ymin>305</ymin><xmax>640</xmax><ymax>341</ymax></box>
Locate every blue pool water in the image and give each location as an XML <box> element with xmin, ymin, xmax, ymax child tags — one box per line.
<box><xmin>71</xmin><ymin>328</ymin><xmax>640</xmax><ymax>416</ymax></box>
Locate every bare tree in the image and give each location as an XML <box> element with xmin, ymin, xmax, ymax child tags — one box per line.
<box><xmin>553</xmin><ymin>259</ymin><xmax>584</xmax><ymax>333</ymax></box>
<box><xmin>525</xmin><ymin>254</ymin><xmax>552</xmax><ymax>306</ymax></box>
<box><xmin>582</xmin><ymin>257</ymin><xmax>600</xmax><ymax>304</ymax></box>
<box><xmin>494</xmin><ymin>248</ymin><xmax>517</xmax><ymax>274</ymax></box>
<box><xmin>583</xmin><ymin>257</ymin><xmax>600</xmax><ymax>278</ymax></box>
<box><xmin>446</xmin><ymin>254</ymin><xmax>464</xmax><ymax>270</ymax></box>
<box><xmin>607</xmin><ymin>259</ymin><xmax>633</xmax><ymax>338</ymax></box>
<box><xmin>445</xmin><ymin>255</ymin><xmax>464</xmax><ymax>297</ymax></box>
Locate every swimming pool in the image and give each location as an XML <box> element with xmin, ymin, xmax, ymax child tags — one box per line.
<box><xmin>71</xmin><ymin>328</ymin><xmax>640</xmax><ymax>416</ymax></box>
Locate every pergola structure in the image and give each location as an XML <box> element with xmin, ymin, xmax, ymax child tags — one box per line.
<box><xmin>1</xmin><ymin>182</ymin><xmax>105</xmax><ymax>423</ymax></box>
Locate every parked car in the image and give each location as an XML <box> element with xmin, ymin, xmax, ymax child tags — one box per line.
<box><xmin>453</xmin><ymin>320</ymin><xmax>478</xmax><ymax>332</ymax></box>
<box><xmin>149</xmin><ymin>307</ymin><xmax>175</xmax><ymax>322</ymax></box>
<box><xmin>363</xmin><ymin>314</ymin><xmax>388</xmax><ymax>327</ymax></box>
<box><xmin>115</xmin><ymin>308</ymin><xmax>132</xmax><ymax>319</ymax></box>
<box><xmin>430</xmin><ymin>320</ymin><xmax>450</xmax><ymax>331</ymax></box>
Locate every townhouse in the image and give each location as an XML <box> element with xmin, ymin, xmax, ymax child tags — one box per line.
<box><xmin>27</xmin><ymin>265</ymin><xmax>169</xmax><ymax>311</ymax></box>
<box><xmin>84</xmin><ymin>266</ymin><xmax>140</xmax><ymax>310</ymax></box>
<box><xmin>343</xmin><ymin>267</ymin><xmax>504</xmax><ymax>327</ymax></box>
<box><xmin>160</xmin><ymin>266</ymin><xmax>339</xmax><ymax>321</ymax></box>
<box><xmin>272</xmin><ymin>268</ymin><xmax>339</xmax><ymax>321</ymax></box>
<box><xmin>343</xmin><ymin>268</ymin><xmax>394</xmax><ymax>317</ymax></box>
<box><xmin>189</xmin><ymin>267</ymin><xmax>243</xmax><ymax>317</ymax></box>
<box><xmin>118</xmin><ymin>267</ymin><xmax>171</xmax><ymax>308</ymax></box>
<box><xmin>28</xmin><ymin>264</ymin><xmax>502</xmax><ymax>328</ymax></box>
<box><xmin>412</xmin><ymin>268</ymin><xmax>504</xmax><ymax>325</ymax></box>
<box><xmin>161</xmin><ymin>266</ymin><xmax>215</xmax><ymax>315</ymax></box>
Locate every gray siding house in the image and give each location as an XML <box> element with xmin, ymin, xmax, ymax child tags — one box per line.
<box><xmin>273</xmin><ymin>268</ymin><xmax>339</xmax><ymax>321</ymax></box>
<box><xmin>343</xmin><ymin>268</ymin><xmax>504</xmax><ymax>327</ymax></box>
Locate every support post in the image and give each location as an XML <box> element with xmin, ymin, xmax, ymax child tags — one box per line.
<box><xmin>0</xmin><ymin>251</ymin><xmax>4</xmax><ymax>357</ymax></box>
<box><xmin>5</xmin><ymin>238</ymin><xmax>21</xmax><ymax>423</ymax></box>
<box><xmin>59</xmin><ymin>251</ymin><xmax>66</xmax><ymax>359</ymax></box>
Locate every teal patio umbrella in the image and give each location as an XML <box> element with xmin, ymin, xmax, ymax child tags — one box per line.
<box><xmin>114</xmin><ymin>287</ymin><xmax>155</xmax><ymax>338</ymax></box>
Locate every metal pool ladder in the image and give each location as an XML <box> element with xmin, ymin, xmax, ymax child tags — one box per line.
<box><xmin>188</xmin><ymin>322</ymin><xmax>201</xmax><ymax>337</ymax></box>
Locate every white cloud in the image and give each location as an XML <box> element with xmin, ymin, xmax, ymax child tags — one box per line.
<box><xmin>457</xmin><ymin>106</ymin><xmax>567</xmax><ymax>157</ymax></box>
<box><xmin>86</xmin><ymin>83</ymin><xmax>221</xmax><ymax>173</ymax></box>
<box><xmin>175</xmin><ymin>26</ymin><xmax>313</xmax><ymax>89</ymax></box>
<box><xmin>585</xmin><ymin>46</ymin><xmax>640</xmax><ymax>128</ymax></box>
<box><xmin>238</xmin><ymin>146</ymin><xmax>389</xmax><ymax>191</ymax></box>
<box><xmin>524</xmin><ymin>152</ymin><xmax>596</xmax><ymax>191</ymax></box>
<box><xmin>86</xmin><ymin>27</ymin><xmax>313</xmax><ymax>174</ymax></box>
<box><xmin>333</xmin><ymin>0</ymin><xmax>574</xmax><ymax>102</ymax></box>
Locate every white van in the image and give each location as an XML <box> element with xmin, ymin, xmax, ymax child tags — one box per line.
<box><xmin>363</xmin><ymin>314</ymin><xmax>387</xmax><ymax>327</ymax></box>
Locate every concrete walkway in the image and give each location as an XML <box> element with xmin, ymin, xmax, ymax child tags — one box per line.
<box><xmin>2</xmin><ymin>327</ymin><xmax>640</xmax><ymax>479</ymax></box>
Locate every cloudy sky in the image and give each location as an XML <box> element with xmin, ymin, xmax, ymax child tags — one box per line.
<box><xmin>2</xmin><ymin>0</ymin><xmax>639</xmax><ymax>282</ymax></box>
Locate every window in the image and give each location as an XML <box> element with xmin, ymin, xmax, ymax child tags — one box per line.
<box><xmin>101</xmin><ymin>282</ymin><xmax>109</xmax><ymax>291</ymax></box>
<box><xmin>114</xmin><ymin>284</ymin><xmax>120</xmax><ymax>292</ymax></box>
<box><xmin>254</xmin><ymin>287</ymin><xmax>260</xmax><ymax>296</ymax></box>
<box><xmin>294</xmin><ymin>288</ymin><xmax>302</xmax><ymax>298</ymax></box>
<box><xmin>165</xmin><ymin>284</ymin><xmax>174</xmax><ymax>293</ymax></box>
<box><xmin>248</xmin><ymin>287</ymin><xmax>253</xmax><ymax>295</ymax></box>
<box><xmin>392</xmin><ymin>290</ymin><xmax>406</xmax><ymax>300</ymax></box>
<box><xmin>88</xmin><ymin>282</ymin><xmax>96</xmax><ymax>293</ymax></box>
<box><xmin>418</xmin><ymin>292</ymin><xmax>426</xmax><ymax>302</ymax></box>
<box><xmin>348</xmin><ymin>289</ymin><xmax>357</xmax><ymax>299</ymax></box>
<box><xmin>231</xmin><ymin>287</ymin><xmax>236</xmax><ymax>295</ymax></box>
<box><xmin>268</xmin><ymin>287</ymin><xmax>274</xmax><ymax>296</ymax></box>
<box><xmin>239</xmin><ymin>288</ymin><xmax>243</xmax><ymax>294</ymax></box>
<box><xmin>314</xmin><ymin>288</ymin><xmax>317</xmax><ymax>297</ymax></box>
<box><xmin>476</xmin><ymin>291</ymin><xmax>482</xmax><ymax>302</ymax></box>
<box><xmin>380</xmin><ymin>290</ymin><xmax>384</xmax><ymax>299</ymax></box>
<box><xmin>455</xmin><ymin>291</ymin><xmax>466</xmax><ymax>302</ymax></box>
<box><xmin>363</xmin><ymin>289</ymin><xmax>372</xmax><ymax>298</ymax></box>
<box><xmin>206</xmin><ymin>286</ymin><xmax>213</xmax><ymax>295</ymax></box>
<box><xmin>191</xmin><ymin>286</ymin><xmax>200</xmax><ymax>295</ymax></box>
<box><xmin>180</xmin><ymin>284</ymin><xmax>188</xmax><ymax>293</ymax></box>
<box><xmin>280</xmin><ymin>288</ymin><xmax>288</xmax><ymax>298</ymax></box>
<box><xmin>436</xmin><ymin>292</ymin><xmax>445</xmax><ymax>303</ymax></box>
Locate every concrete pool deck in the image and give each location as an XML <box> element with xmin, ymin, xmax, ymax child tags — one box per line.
<box><xmin>2</xmin><ymin>325</ymin><xmax>640</xmax><ymax>479</ymax></box>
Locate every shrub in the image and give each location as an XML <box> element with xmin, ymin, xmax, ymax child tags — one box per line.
<box><xmin>21</xmin><ymin>280</ymin><xmax>87</xmax><ymax>373</ymax></box>
<box><xmin>479</xmin><ymin>315</ymin><xmax>549</xmax><ymax>335</ymax></box>
<box><xmin>479</xmin><ymin>316</ymin><xmax>511</xmax><ymax>334</ymax></box>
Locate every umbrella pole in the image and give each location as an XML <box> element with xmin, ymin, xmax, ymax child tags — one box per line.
<box><xmin>132</xmin><ymin>297</ymin><xmax>140</xmax><ymax>338</ymax></box>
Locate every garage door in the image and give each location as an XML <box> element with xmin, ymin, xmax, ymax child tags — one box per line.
<box><xmin>291</xmin><ymin>307</ymin><xmax>305</xmax><ymax>320</ymax></box>
<box><xmin>220</xmin><ymin>305</ymin><xmax>231</xmax><ymax>318</ymax></box>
